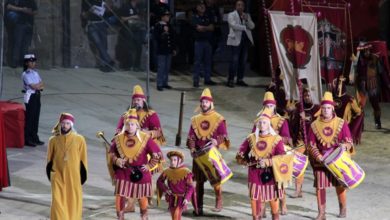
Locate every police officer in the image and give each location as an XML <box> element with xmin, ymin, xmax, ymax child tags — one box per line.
<box><xmin>22</xmin><ymin>54</ymin><xmax>44</xmax><ymax>147</ymax></box>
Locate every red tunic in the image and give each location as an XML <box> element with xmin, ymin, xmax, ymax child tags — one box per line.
<box><xmin>186</xmin><ymin>110</ymin><xmax>229</xmax><ymax>183</ymax></box>
<box><xmin>237</xmin><ymin>134</ymin><xmax>286</xmax><ymax>201</ymax></box>
<box><xmin>110</xmin><ymin>131</ymin><xmax>163</xmax><ymax>198</ymax></box>
<box><xmin>157</xmin><ymin>166</ymin><xmax>195</xmax><ymax>211</ymax></box>
<box><xmin>334</xmin><ymin>94</ymin><xmax>364</xmax><ymax>144</ymax></box>
<box><xmin>307</xmin><ymin>116</ymin><xmax>353</xmax><ymax>189</ymax></box>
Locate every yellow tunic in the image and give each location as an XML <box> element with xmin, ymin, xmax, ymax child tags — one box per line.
<box><xmin>47</xmin><ymin>131</ymin><xmax>88</xmax><ymax>220</ymax></box>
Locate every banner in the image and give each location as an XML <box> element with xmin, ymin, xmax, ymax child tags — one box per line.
<box><xmin>302</xmin><ymin>4</ymin><xmax>349</xmax><ymax>85</ymax></box>
<box><xmin>269</xmin><ymin>11</ymin><xmax>322</xmax><ymax>104</ymax></box>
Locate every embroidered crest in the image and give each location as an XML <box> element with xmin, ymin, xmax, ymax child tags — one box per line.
<box><xmin>322</xmin><ymin>127</ymin><xmax>333</xmax><ymax>137</ymax></box>
<box><xmin>256</xmin><ymin>141</ymin><xmax>267</xmax><ymax>151</ymax></box>
<box><xmin>279</xmin><ymin>163</ymin><xmax>289</xmax><ymax>174</ymax></box>
<box><xmin>200</xmin><ymin>120</ymin><xmax>210</xmax><ymax>130</ymax></box>
<box><xmin>126</xmin><ymin>138</ymin><xmax>136</xmax><ymax>147</ymax></box>
<box><xmin>280</xmin><ymin>25</ymin><xmax>314</xmax><ymax>69</ymax></box>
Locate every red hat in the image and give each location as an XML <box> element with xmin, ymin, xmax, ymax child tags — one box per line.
<box><xmin>60</xmin><ymin>113</ymin><xmax>75</xmax><ymax>123</ymax></box>
<box><xmin>52</xmin><ymin>112</ymin><xmax>74</xmax><ymax>135</ymax></box>
<box><xmin>357</xmin><ymin>43</ymin><xmax>372</xmax><ymax>51</ymax></box>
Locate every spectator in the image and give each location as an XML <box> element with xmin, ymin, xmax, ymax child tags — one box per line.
<box><xmin>22</xmin><ymin>54</ymin><xmax>44</xmax><ymax>147</ymax></box>
<box><xmin>226</xmin><ymin>0</ymin><xmax>255</xmax><ymax>88</ymax></box>
<box><xmin>192</xmin><ymin>0</ymin><xmax>217</xmax><ymax>88</ymax></box>
<box><xmin>176</xmin><ymin>9</ymin><xmax>195</xmax><ymax>69</ymax></box>
<box><xmin>154</xmin><ymin>9</ymin><xmax>176</xmax><ymax>91</ymax></box>
<box><xmin>118</xmin><ymin>0</ymin><xmax>145</xmax><ymax>72</ymax></box>
<box><xmin>150</xmin><ymin>0</ymin><xmax>169</xmax><ymax>72</ymax></box>
<box><xmin>205</xmin><ymin>0</ymin><xmax>223</xmax><ymax>74</ymax></box>
<box><xmin>81</xmin><ymin>0</ymin><xmax>115</xmax><ymax>72</ymax></box>
<box><xmin>4</xmin><ymin>0</ymin><xmax>37</xmax><ymax>68</ymax></box>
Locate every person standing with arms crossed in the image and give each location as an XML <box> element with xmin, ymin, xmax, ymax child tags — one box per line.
<box><xmin>22</xmin><ymin>54</ymin><xmax>44</xmax><ymax>147</ymax></box>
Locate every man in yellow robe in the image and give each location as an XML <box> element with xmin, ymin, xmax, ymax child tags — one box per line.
<box><xmin>46</xmin><ymin>113</ymin><xmax>88</xmax><ymax>220</ymax></box>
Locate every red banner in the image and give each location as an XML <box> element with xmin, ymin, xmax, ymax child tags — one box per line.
<box><xmin>302</xmin><ymin>3</ymin><xmax>349</xmax><ymax>85</ymax></box>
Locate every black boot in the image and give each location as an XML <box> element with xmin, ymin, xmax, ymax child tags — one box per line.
<box><xmin>375</xmin><ymin>116</ymin><xmax>382</xmax><ymax>129</ymax></box>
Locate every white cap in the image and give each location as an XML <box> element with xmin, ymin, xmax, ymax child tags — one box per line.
<box><xmin>24</xmin><ymin>54</ymin><xmax>36</xmax><ymax>60</ymax></box>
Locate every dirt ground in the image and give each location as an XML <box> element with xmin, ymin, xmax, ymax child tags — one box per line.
<box><xmin>0</xmin><ymin>66</ymin><xmax>389</xmax><ymax>220</ymax></box>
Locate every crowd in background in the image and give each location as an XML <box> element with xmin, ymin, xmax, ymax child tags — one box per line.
<box><xmin>3</xmin><ymin>0</ymin><xmax>256</xmax><ymax>89</ymax></box>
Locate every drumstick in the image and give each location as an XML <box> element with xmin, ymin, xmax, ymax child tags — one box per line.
<box><xmin>192</xmin><ymin>141</ymin><xmax>213</xmax><ymax>158</ymax></box>
<box><xmin>285</xmin><ymin>145</ymin><xmax>306</xmax><ymax>153</ymax></box>
<box><xmin>245</xmin><ymin>145</ymin><xmax>306</xmax><ymax>167</ymax></box>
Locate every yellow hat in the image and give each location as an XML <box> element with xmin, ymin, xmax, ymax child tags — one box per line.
<box><xmin>258</xmin><ymin>107</ymin><xmax>273</xmax><ymax>120</ymax></box>
<box><xmin>263</xmin><ymin>91</ymin><xmax>276</xmax><ymax>105</ymax></box>
<box><xmin>132</xmin><ymin>85</ymin><xmax>146</xmax><ymax>99</ymax></box>
<box><xmin>200</xmin><ymin>88</ymin><xmax>213</xmax><ymax>102</ymax></box>
<box><xmin>125</xmin><ymin>108</ymin><xmax>139</xmax><ymax>124</ymax></box>
<box><xmin>167</xmin><ymin>150</ymin><xmax>185</xmax><ymax>161</ymax></box>
<box><xmin>321</xmin><ymin>91</ymin><xmax>334</xmax><ymax>105</ymax></box>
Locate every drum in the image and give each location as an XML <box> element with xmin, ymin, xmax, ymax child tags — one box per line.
<box><xmin>194</xmin><ymin>146</ymin><xmax>233</xmax><ymax>186</ymax></box>
<box><xmin>285</xmin><ymin>146</ymin><xmax>309</xmax><ymax>178</ymax></box>
<box><xmin>323</xmin><ymin>147</ymin><xmax>365</xmax><ymax>189</ymax></box>
<box><xmin>292</xmin><ymin>151</ymin><xmax>309</xmax><ymax>178</ymax></box>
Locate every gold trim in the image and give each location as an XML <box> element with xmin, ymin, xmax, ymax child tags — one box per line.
<box><xmin>138</xmin><ymin>110</ymin><xmax>155</xmax><ymax>128</ymax></box>
<box><xmin>248</xmin><ymin>133</ymin><xmax>282</xmax><ymax>160</ymax></box>
<box><xmin>311</xmin><ymin>117</ymin><xmax>344</xmax><ymax>148</ymax></box>
<box><xmin>191</xmin><ymin>111</ymin><xmax>224</xmax><ymax>141</ymax></box>
<box><xmin>115</xmin><ymin>131</ymin><xmax>150</xmax><ymax>163</ymax></box>
<box><xmin>163</xmin><ymin>167</ymin><xmax>191</xmax><ymax>184</ymax></box>
<box><xmin>138</xmin><ymin>110</ymin><xmax>166</xmax><ymax>146</ymax></box>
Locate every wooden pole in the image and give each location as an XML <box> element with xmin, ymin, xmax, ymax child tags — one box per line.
<box><xmin>261</xmin><ymin>0</ymin><xmax>275</xmax><ymax>80</ymax></box>
<box><xmin>290</xmin><ymin>0</ymin><xmax>308</xmax><ymax>146</ymax></box>
<box><xmin>175</xmin><ymin>92</ymin><xmax>185</xmax><ymax>146</ymax></box>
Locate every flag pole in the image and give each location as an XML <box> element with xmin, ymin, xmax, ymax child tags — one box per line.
<box><xmin>290</xmin><ymin>0</ymin><xmax>308</xmax><ymax>147</ymax></box>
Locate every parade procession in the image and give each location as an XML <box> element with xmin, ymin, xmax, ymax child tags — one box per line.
<box><xmin>1</xmin><ymin>0</ymin><xmax>390</xmax><ymax>220</ymax></box>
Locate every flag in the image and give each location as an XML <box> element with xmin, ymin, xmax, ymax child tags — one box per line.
<box><xmin>272</xmin><ymin>154</ymin><xmax>294</xmax><ymax>189</ymax></box>
<box><xmin>269</xmin><ymin>11</ymin><xmax>322</xmax><ymax>104</ymax></box>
